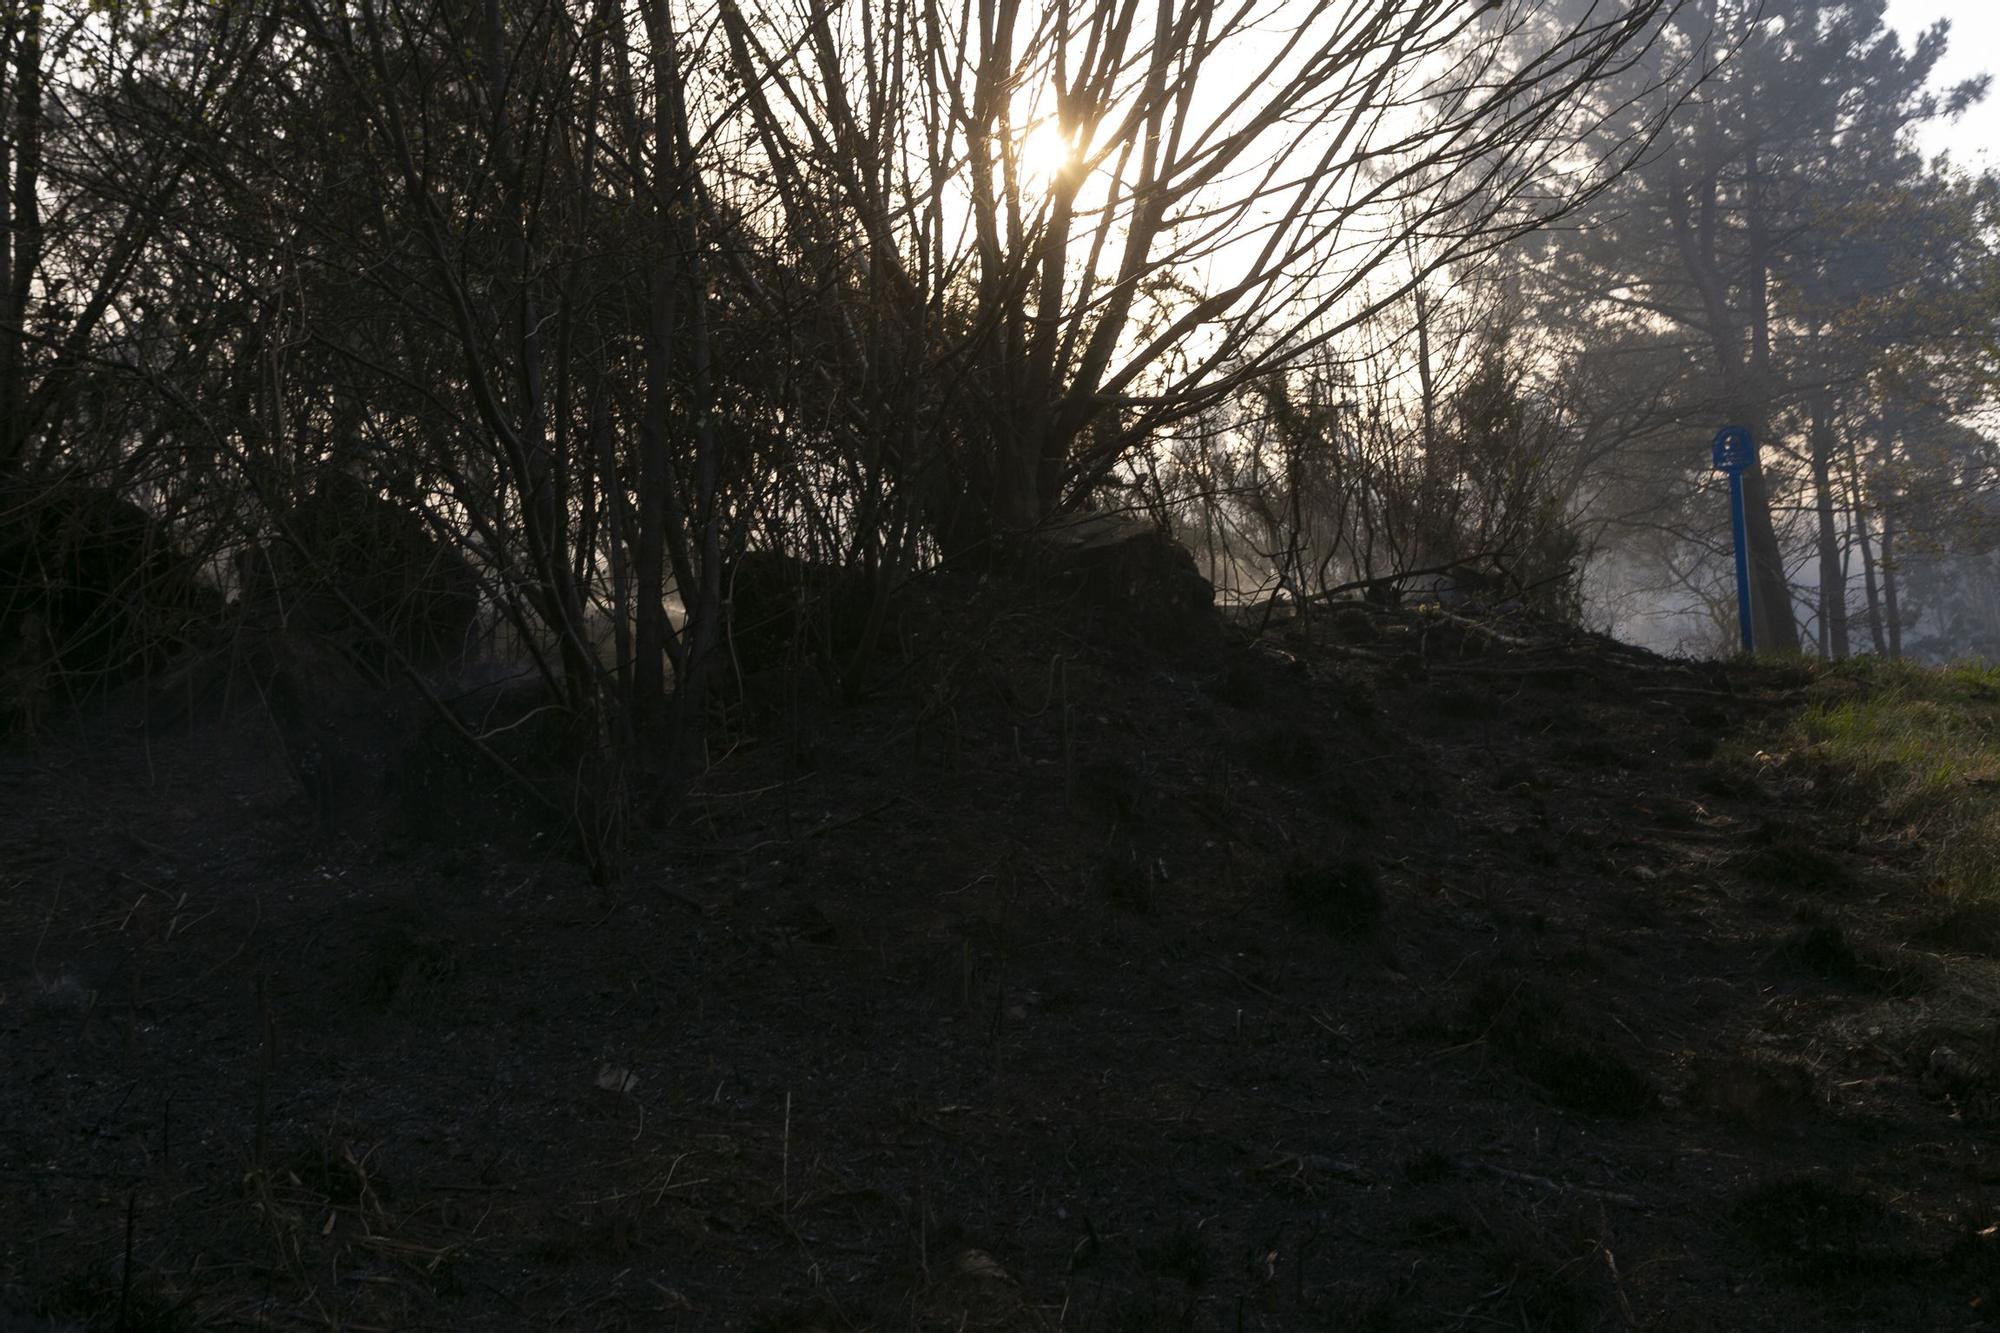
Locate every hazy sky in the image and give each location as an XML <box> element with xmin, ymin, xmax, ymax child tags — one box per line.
<box><xmin>1884</xmin><ymin>1</ymin><xmax>1999</xmax><ymax>165</ymax></box>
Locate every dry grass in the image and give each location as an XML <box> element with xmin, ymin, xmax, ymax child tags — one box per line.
<box><xmin>1759</xmin><ymin>658</ymin><xmax>2000</xmax><ymax>917</ymax></box>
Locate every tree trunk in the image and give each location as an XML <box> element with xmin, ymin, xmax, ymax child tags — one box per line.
<box><xmin>1847</xmin><ymin>440</ymin><xmax>1887</xmax><ymax>656</ymax></box>
<box><xmin>1734</xmin><ymin>437</ymin><xmax>1799</xmax><ymax>653</ymax></box>
<box><xmin>1881</xmin><ymin>500</ymin><xmax>1903</xmax><ymax>661</ymax></box>
<box><xmin>0</xmin><ymin>2</ymin><xmax>40</xmax><ymax>475</ymax></box>
<box><xmin>1808</xmin><ymin>396</ymin><xmax>1849</xmax><ymax>659</ymax></box>
<box><xmin>1738</xmin><ymin>147</ymin><xmax>1800</xmax><ymax>654</ymax></box>
<box><xmin>653</xmin><ymin>0</ymin><xmax>723</xmax><ymax>769</ymax></box>
<box><xmin>1414</xmin><ymin>281</ymin><xmax>1438</xmax><ymax>460</ymax></box>
<box><xmin>632</xmin><ymin>252</ymin><xmax>677</xmax><ymax>722</ymax></box>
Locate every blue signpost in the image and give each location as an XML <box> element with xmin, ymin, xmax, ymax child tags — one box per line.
<box><xmin>1712</xmin><ymin>426</ymin><xmax>1757</xmax><ymax>653</ymax></box>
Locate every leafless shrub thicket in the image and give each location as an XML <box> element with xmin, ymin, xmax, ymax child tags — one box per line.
<box><xmin>1156</xmin><ymin>283</ymin><xmax>1591</xmax><ymax>620</ymax></box>
<box><xmin>0</xmin><ymin>0</ymin><xmax>1685</xmax><ymax>864</ymax></box>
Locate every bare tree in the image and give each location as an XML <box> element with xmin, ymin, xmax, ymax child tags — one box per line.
<box><xmin>716</xmin><ymin>0</ymin><xmax>1683</xmax><ymax>555</ymax></box>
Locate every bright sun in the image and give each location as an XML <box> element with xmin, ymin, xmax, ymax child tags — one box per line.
<box><xmin>1017</xmin><ymin>120</ymin><xmax>1076</xmax><ymax>188</ymax></box>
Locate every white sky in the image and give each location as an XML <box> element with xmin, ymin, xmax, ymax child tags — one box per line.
<box><xmin>1884</xmin><ymin>0</ymin><xmax>2000</xmax><ymax>166</ymax></box>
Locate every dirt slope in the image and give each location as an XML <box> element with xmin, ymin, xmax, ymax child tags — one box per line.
<box><xmin>3</xmin><ymin>597</ymin><xmax>1997</xmax><ymax>1331</ymax></box>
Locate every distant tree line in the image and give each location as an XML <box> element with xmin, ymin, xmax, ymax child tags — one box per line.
<box><xmin>1497</xmin><ymin>0</ymin><xmax>2000</xmax><ymax>659</ymax></box>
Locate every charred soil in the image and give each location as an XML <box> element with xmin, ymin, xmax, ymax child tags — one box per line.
<box><xmin>3</xmin><ymin>593</ymin><xmax>1997</xmax><ymax>1331</ymax></box>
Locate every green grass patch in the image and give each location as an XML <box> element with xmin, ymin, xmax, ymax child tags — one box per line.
<box><xmin>1767</xmin><ymin>658</ymin><xmax>2000</xmax><ymax>914</ymax></box>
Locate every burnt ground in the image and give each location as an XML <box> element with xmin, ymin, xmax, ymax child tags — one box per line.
<box><xmin>4</xmin><ymin>595</ymin><xmax>2000</xmax><ymax>1332</ymax></box>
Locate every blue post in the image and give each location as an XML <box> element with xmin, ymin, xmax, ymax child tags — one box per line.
<box><xmin>1727</xmin><ymin>470</ymin><xmax>1753</xmax><ymax>654</ymax></box>
<box><xmin>1712</xmin><ymin>426</ymin><xmax>1757</xmax><ymax>654</ymax></box>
